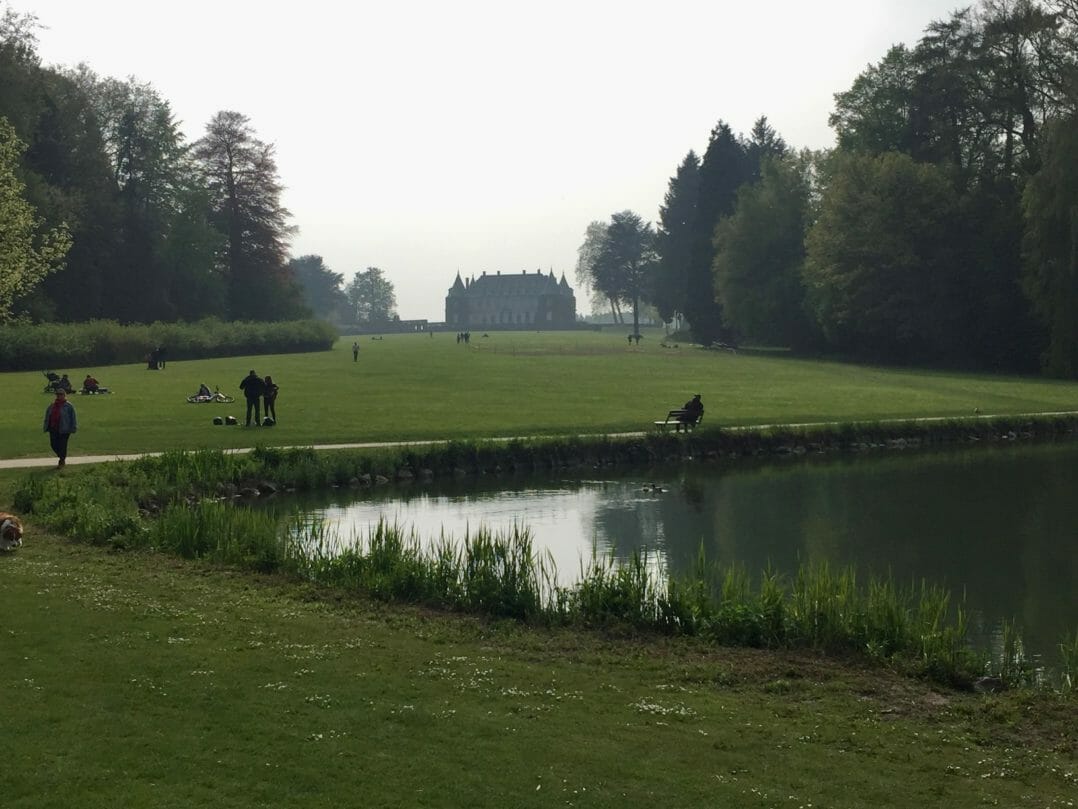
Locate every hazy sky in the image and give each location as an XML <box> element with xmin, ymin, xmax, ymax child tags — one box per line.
<box><xmin>24</xmin><ymin>0</ymin><xmax>964</xmax><ymax>319</ymax></box>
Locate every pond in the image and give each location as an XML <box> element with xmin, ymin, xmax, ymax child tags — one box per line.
<box><xmin>269</xmin><ymin>442</ymin><xmax>1078</xmax><ymax>661</ymax></box>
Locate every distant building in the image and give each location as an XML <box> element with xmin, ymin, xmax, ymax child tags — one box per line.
<box><xmin>445</xmin><ymin>269</ymin><xmax>577</xmax><ymax>329</ymax></box>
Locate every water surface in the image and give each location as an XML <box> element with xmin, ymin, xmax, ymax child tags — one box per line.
<box><xmin>274</xmin><ymin>443</ymin><xmax>1078</xmax><ymax>660</ymax></box>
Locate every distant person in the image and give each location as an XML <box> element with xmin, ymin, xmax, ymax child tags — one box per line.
<box><xmin>352</xmin><ymin>341</ymin><xmax>359</xmax><ymax>361</ymax></box>
<box><xmin>83</xmin><ymin>374</ymin><xmax>99</xmax><ymax>393</ymax></box>
<box><xmin>680</xmin><ymin>394</ymin><xmax>704</xmax><ymax>426</ymax></box>
<box><xmin>239</xmin><ymin>370</ymin><xmax>265</xmax><ymax>426</ymax></box>
<box><xmin>156</xmin><ymin>346</ymin><xmax>167</xmax><ymax>369</ymax></box>
<box><xmin>43</xmin><ymin>388</ymin><xmax>77</xmax><ymax>468</ymax></box>
<box><xmin>198</xmin><ymin>383</ymin><xmax>212</xmax><ymax>398</ymax></box>
<box><xmin>57</xmin><ymin>374</ymin><xmax>74</xmax><ymax>393</ymax></box>
<box><xmin>263</xmin><ymin>375</ymin><xmax>279</xmax><ymax>423</ymax></box>
<box><xmin>628</xmin><ymin>334</ymin><xmax>633</xmax><ymax>345</ymax></box>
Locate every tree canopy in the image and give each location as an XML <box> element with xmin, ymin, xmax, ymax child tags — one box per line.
<box><xmin>0</xmin><ymin>116</ymin><xmax>70</xmax><ymax>320</ymax></box>
<box><xmin>346</xmin><ymin>267</ymin><xmax>397</xmax><ymax>325</ymax></box>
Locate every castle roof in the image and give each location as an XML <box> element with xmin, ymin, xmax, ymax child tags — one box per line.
<box><xmin>448</xmin><ymin>269</ymin><xmax>573</xmax><ymax>296</ymax></box>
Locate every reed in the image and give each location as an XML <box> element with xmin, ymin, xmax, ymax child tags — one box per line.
<box><xmin>1059</xmin><ymin>631</ymin><xmax>1078</xmax><ymax>692</ymax></box>
<box><xmin>12</xmin><ymin>446</ymin><xmax>1075</xmax><ymax>690</ymax></box>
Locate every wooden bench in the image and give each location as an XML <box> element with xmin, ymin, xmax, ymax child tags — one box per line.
<box><xmin>654</xmin><ymin>409</ymin><xmax>703</xmax><ymax>432</ymax></box>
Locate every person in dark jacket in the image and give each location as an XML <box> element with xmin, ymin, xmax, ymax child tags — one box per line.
<box><xmin>239</xmin><ymin>370</ymin><xmax>265</xmax><ymax>426</ymax></box>
<box><xmin>680</xmin><ymin>394</ymin><xmax>704</xmax><ymax>425</ymax></box>
<box><xmin>43</xmin><ymin>388</ymin><xmax>77</xmax><ymax>467</ymax></box>
<box><xmin>263</xmin><ymin>375</ymin><xmax>279</xmax><ymax>423</ymax></box>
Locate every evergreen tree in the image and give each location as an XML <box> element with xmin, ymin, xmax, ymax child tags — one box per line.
<box><xmin>70</xmin><ymin>69</ymin><xmax>199</xmax><ymax>320</ymax></box>
<box><xmin>654</xmin><ymin>151</ymin><xmax>699</xmax><ymax>327</ymax></box>
<box><xmin>745</xmin><ymin>116</ymin><xmax>787</xmax><ymax>180</ymax></box>
<box><xmin>685</xmin><ymin>121</ymin><xmax>751</xmax><ymax>345</ymax></box>
<box><xmin>194</xmin><ymin>110</ymin><xmax>297</xmax><ymax>320</ymax></box>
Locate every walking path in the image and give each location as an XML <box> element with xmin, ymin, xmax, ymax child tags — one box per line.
<box><xmin>4</xmin><ymin>410</ymin><xmax>1076</xmax><ymax>470</ymax></box>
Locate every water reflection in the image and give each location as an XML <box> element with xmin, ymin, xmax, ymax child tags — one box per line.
<box><xmin>273</xmin><ymin>442</ymin><xmax>1078</xmax><ymax>660</ymax></box>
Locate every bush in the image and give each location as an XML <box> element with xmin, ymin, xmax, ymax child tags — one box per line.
<box><xmin>0</xmin><ymin>318</ymin><xmax>338</xmax><ymax>371</ymax></box>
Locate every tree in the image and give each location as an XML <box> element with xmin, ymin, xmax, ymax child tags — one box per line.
<box><xmin>70</xmin><ymin>68</ymin><xmax>204</xmax><ymax>320</ymax></box>
<box><xmin>686</xmin><ymin>120</ymin><xmax>751</xmax><ymax>345</ymax></box>
<box><xmin>193</xmin><ymin>110</ymin><xmax>296</xmax><ymax>320</ymax></box>
<box><xmin>346</xmin><ymin>267</ymin><xmax>397</xmax><ymax>324</ymax></box>
<box><xmin>289</xmin><ymin>254</ymin><xmax>347</xmax><ymax>320</ymax></box>
<box><xmin>575</xmin><ymin>220</ymin><xmax>621</xmax><ymax>321</ymax></box>
<box><xmin>0</xmin><ymin>116</ymin><xmax>71</xmax><ymax>320</ymax></box>
<box><xmin>804</xmin><ymin>151</ymin><xmax>965</xmax><ymax>361</ymax></box>
<box><xmin>1022</xmin><ymin>111</ymin><xmax>1078</xmax><ymax>375</ymax></box>
<box><xmin>654</xmin><ymin>151</ymin><xmax>699</xmax><ymax>327</ymax></box>
<box><xmin>713</xmin><ymin>153</ymin><xmax>813</xmax><ymax>348</ymax></box>
<box><xmin>745</xmin><ymin>116</ymin><xmax>788</xmax><ymax>180</ymax></box>
<box><xmin>159</xmin><ymin>184</ymin><xmax>228</xmax><ymax>320</ymax></box>
<box><xmin>583</xmin><ymin>211</ymin><xmax>658</xmax><ymax>336</ymax></box>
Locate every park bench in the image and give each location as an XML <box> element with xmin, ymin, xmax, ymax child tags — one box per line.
<box><xmin>654</xmin><ymin>409</ymin><xmax>703</xmax><ymax>432</ymax></box>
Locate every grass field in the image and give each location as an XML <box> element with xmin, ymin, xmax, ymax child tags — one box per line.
<box><xmin>4</xmin><ymin>328</ymin><xmax>1078</xmax><ymax>460</ymax></box>
<box><xmin>2</xmin><ymin>532</ymin><xmax>1075</xmax><ymax>809</ymax></box>
<box><xmin>4</xmin><ymin>336</ymin><xmax>1078</xmax><ymax>807</ymax></box>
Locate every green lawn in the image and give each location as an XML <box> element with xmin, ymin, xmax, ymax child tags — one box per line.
<box><xmin>6</xmin><ymin>328</ymin><xmax>1078</xmax><ymax>460</ymax></box>
<box><xmin>2</xmin><ymin>533</ymin><xmax>1074</xmax><ymax>809</ymax></box>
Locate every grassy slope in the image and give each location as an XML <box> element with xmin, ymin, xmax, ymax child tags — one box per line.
<box><xmin>2</xmin><ymin>533</ymin><xmax>1075</xmax><ymax>809</ymax></box>
<box><xmin>4</xmin><ymin>328</ymin><xmax>1078</xmax><ymax>459</ymax></box>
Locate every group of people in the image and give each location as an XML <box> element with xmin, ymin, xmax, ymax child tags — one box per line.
<box><xmin>455</xmin><ymin>332</ymin><xmax>472</xmax><ymax>344</ymax></box>
<box><xmin>146</xmin><ymin>346</ymin><xmax>167</xmax><ymax>370</ymax></box>
<box><xmin>239</xmin><ymin>370</ymin><xmax>279</xmax><ymax>426</ymax></box>
<box><xmin>47</xmin><ymin>372</ymin><xmax>105</xmax><ymax>394</ymax></box>
<box><xmin>41</xmin><ymin>367</ymin><xmax>283</xmax><ymax>468</ymax></box>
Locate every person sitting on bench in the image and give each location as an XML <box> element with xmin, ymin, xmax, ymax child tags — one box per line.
<box><xmin>680</xmin><ymin>394</ymin><xmax>704</xmax><ymax>425</ymax></box>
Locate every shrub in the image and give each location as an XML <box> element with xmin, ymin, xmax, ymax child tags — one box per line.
<box><xmin>0</xmin><ymin>318</ymin><xmax>337</xmax><ymax>371</ymax></box>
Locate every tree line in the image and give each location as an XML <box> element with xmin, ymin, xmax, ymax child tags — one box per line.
<box><xmin>0</xmin><ymin>5</ymin><xmax>396</xmax><ymax>327</ymax></box>
<box><xmin>578</xmin><ymin>0</ymin><xmax>1078</xmax><ymax>375</ymax></box>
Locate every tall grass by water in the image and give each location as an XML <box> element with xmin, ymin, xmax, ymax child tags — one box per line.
<box><xmin>13</xmin><ymin>443</ymin><xmax>1078</xmax><ymax>690</ymax></box>
<box><xmin>113</xmin><ymin>495</ymin><xmax>1037</xmax><ymax>688</ymax></box>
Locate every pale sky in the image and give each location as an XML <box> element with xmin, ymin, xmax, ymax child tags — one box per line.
<box><xmin>22</xmin><ymin>0</ymin><xmax>964</xmax><ymax>319</ymax></box>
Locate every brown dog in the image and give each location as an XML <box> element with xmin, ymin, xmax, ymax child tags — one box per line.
<box><xmin>0</xmin><ymin>512</ymin><xmax>24</xmax><ymax>551</ymax></box>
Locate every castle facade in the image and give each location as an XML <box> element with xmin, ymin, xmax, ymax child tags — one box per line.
<box><xmin>445</xmin><ymin>270</ymin><xmax>576</xmax><ymax>329</ymax></box>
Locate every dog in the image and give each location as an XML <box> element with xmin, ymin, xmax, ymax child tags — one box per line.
<box><xmin>0</xmin><ymin>512</ymin><xmax>24</xmax><ymax>551</ymax></box>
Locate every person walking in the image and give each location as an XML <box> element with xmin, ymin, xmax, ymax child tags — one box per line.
<box><xmin>263</xmin><ymin>375</ymin><xmax>279</xmax><ymax>423</ymax></box>
<box><xmin>239</xmin><ymin>369</ymin><xmax>265</xmax><ymax>426</ymax></box>
<box><xmin>43</xmin><ymin>388</ymin><xmax>77</xmax><ymax>468</ymax></box>
<box><xmin>352</xmin><ymin>341</ymin><xmax>359</xmax><ymax>362</ymax></box>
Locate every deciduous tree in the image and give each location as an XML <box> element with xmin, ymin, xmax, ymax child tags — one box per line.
<box><xmin>290</xmin><ymin>254</ymin><xmax>347</xmax><ymax>320</ymax></box>
<box><xmin>804</xmin><ymin>151</ymin><xmax>964</xmax><ymax>360</ymax></box>
<box><xmin>713</xmin><ymin>153</ymin><xmax>813</xmax><ymax>348</ymax></box>
<box><xmin>346</xmin><ymin>267</ymin><xmax>397</xmax><ymax>324</ymax></box>
<box><xmin>575</xmin><ymin>220</ymin><xmax>621</xmax><ymax>322</ymax></box>
<box><xmin>584</xmin><ymin>211</ymin><xmax>658</xmax><ymax>337</ymax></box>
<box><xmin>0</xmin><ymin>116</ymin><xmax>70</xmax><ymax>320</ymax></box>
<box><xmin>1022</xmin><ymin>111</ymin><xmax>1078</xmax><ymax>375</ymax></box>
